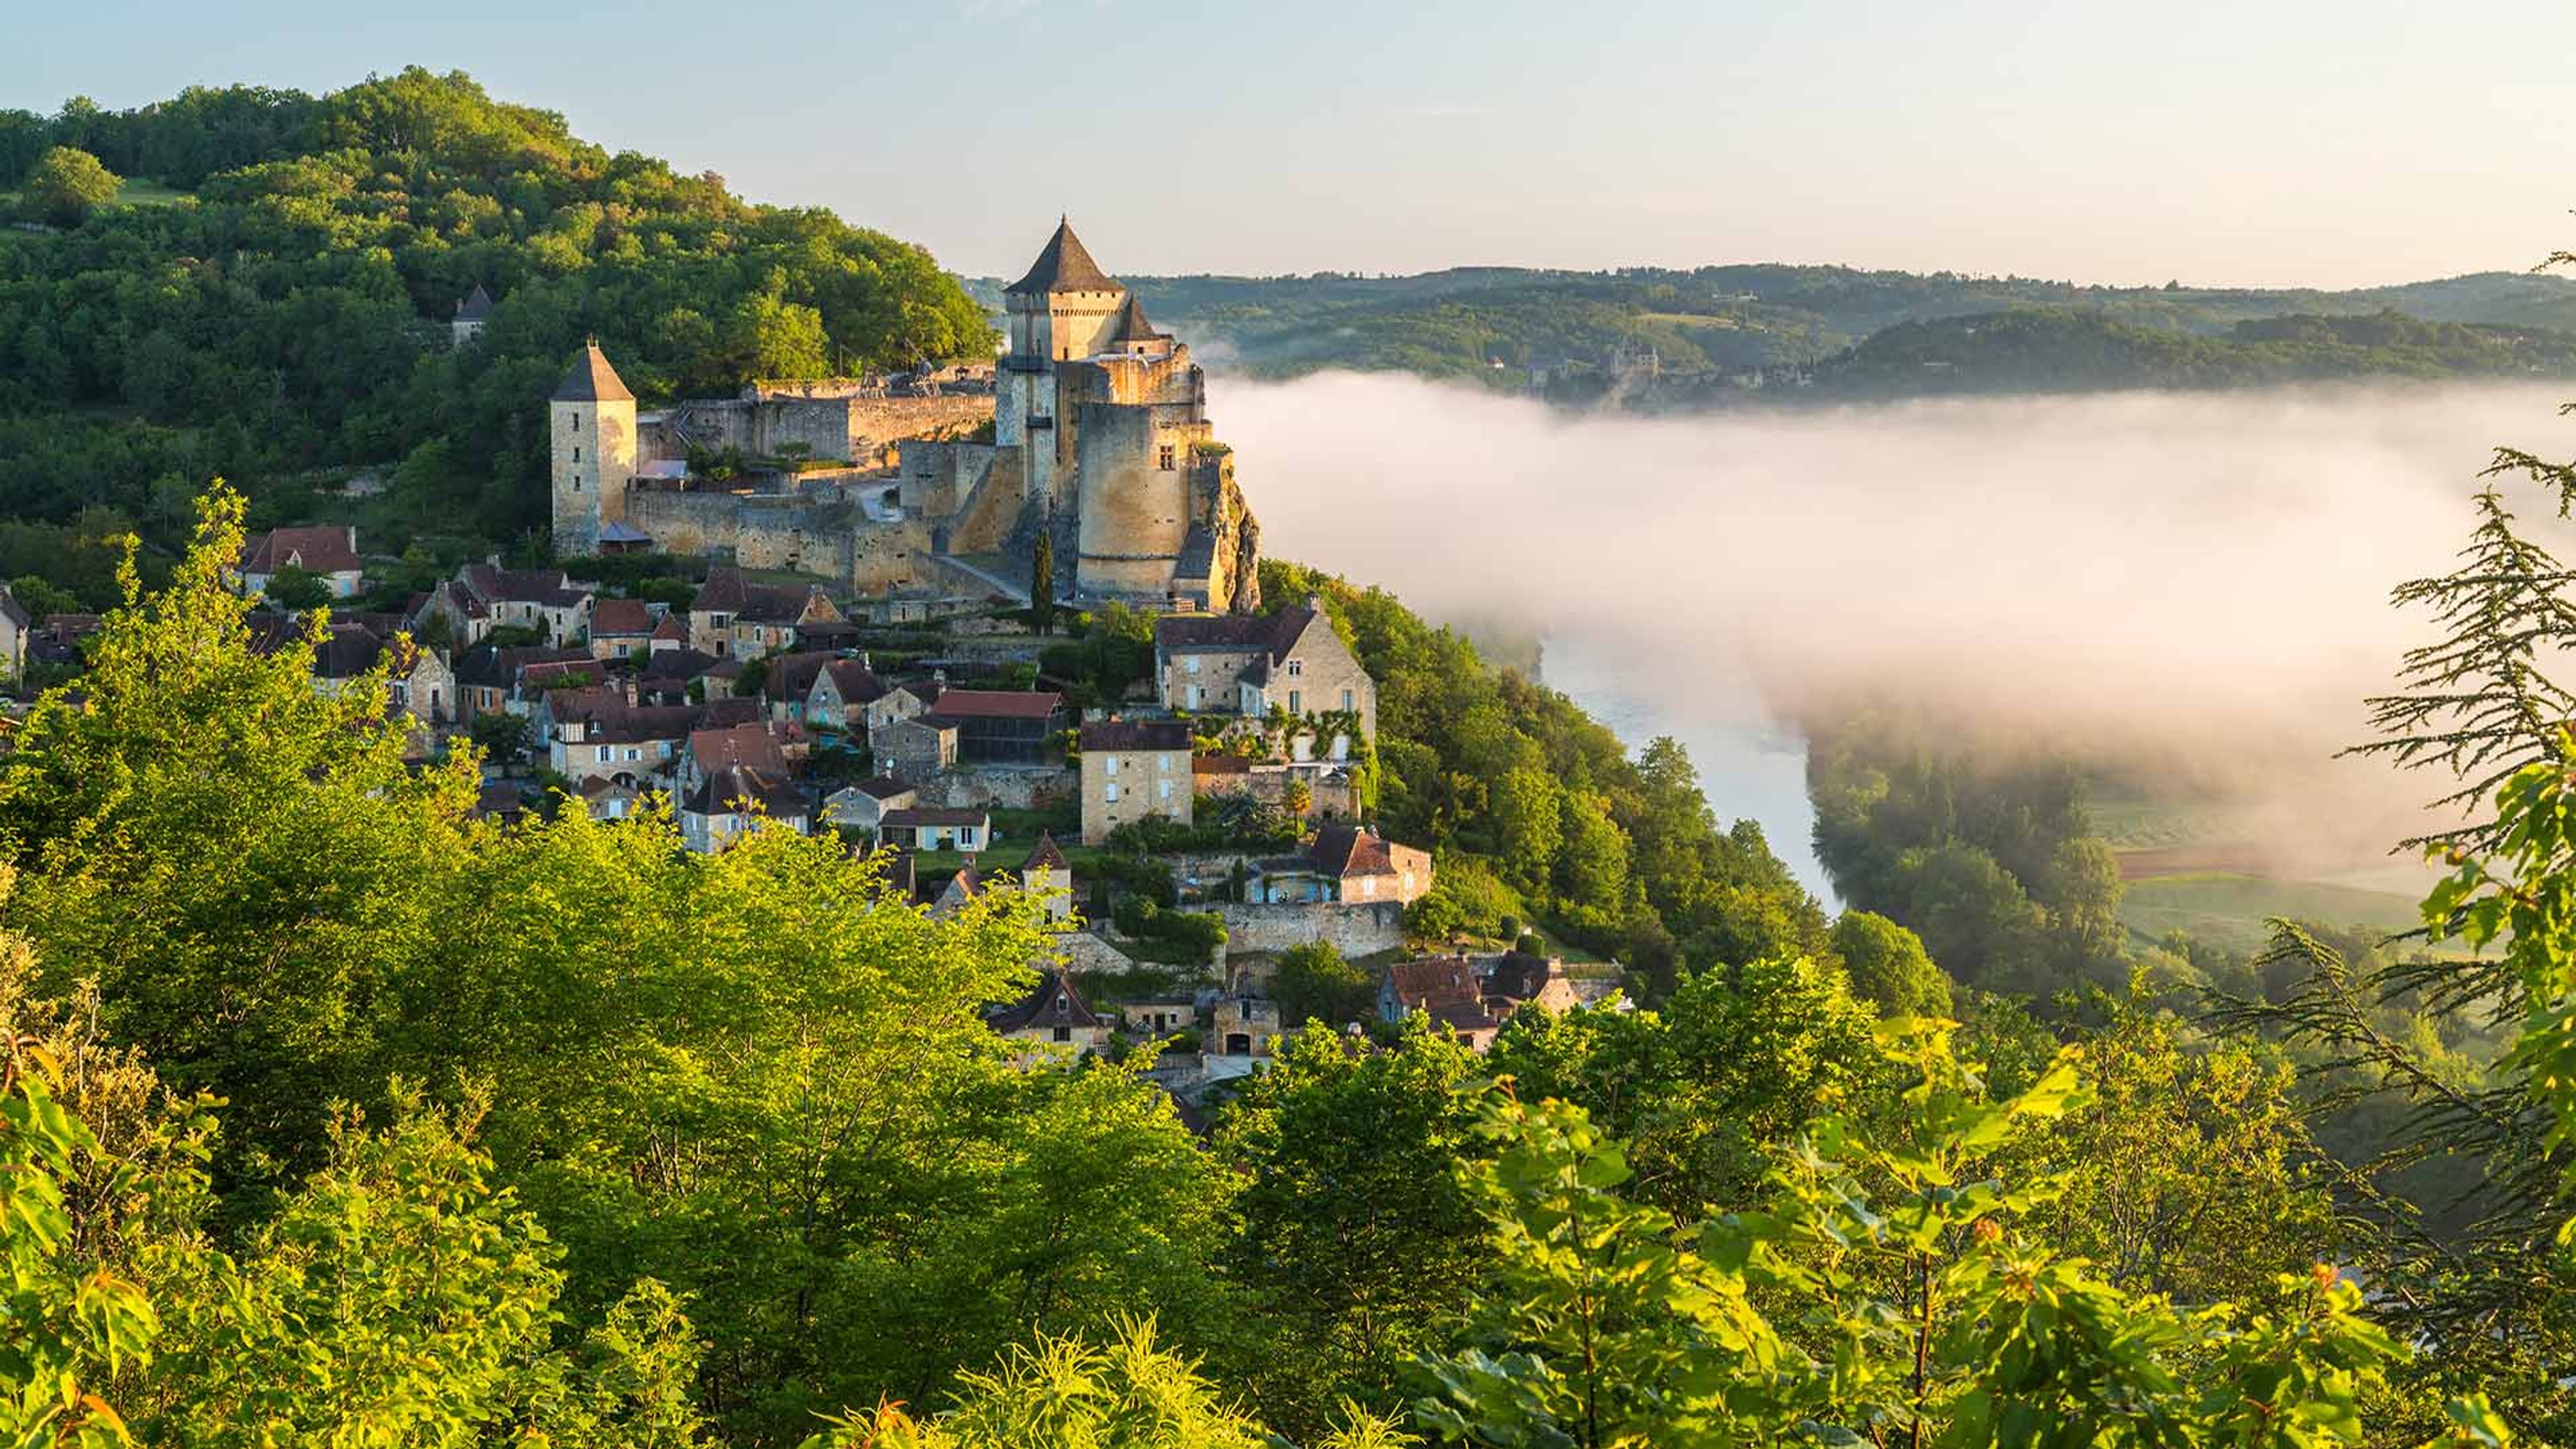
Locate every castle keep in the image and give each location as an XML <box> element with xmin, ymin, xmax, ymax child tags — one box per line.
<box><xmin>549</xmin><ymin>220</ymin><xmax>1260</xmax><ymax>613</ymax></box>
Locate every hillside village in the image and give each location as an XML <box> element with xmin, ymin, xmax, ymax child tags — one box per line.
<box><xmin>0</xmin><ymin>220</ymin><xmax>1619</xmax><ymax>1102</ymax></box>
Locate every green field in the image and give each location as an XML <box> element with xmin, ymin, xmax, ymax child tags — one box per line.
<box><xmin>2118</xmin><ymin>870</ymin><xmax>2424</xmax><ymax>955</ymax></box>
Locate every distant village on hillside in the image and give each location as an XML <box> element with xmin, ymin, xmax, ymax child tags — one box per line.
<box><xmin>0</xmin><ymin>220</ymin><xmax>1620</xmax><ymax>1107</ymax></box>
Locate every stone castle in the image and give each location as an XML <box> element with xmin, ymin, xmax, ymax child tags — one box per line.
<box><xmin>548</xmin><ymin>219</ymin><xmax>1260</xmax><ymax>612</ymax></box>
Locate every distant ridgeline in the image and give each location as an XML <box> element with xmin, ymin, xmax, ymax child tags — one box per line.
<box><xmin>0</xmin><ymin>69</ymin><xmax>994</xmax><ymax>603</ymax></box>
<box><xmin>965</xmin><ymin>264</ymin><xmax>2576</xmax><ymax>406</ymax></box>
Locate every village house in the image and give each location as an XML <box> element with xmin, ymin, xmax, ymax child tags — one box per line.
<box><xmin>1018</xmin><ymin>833</ymin><xmax>1074</xmax><ymax>922</ymax></box>
<box><xmin>873</xmin><ymin>714</ymin><xmax>959</xmax><ymax>782</ymax></box>
<box><xmin>1250</xmin><ymin>824</ymin><xmax>1434</xmax><ymax>905</ymax></box>
<box><xmin>578</xmin><ymin>777</ymin><xmax>645</xmax><ymax>822</ymax></box>
<box><xmin>804</xmin><ymin>658</ymin><xmax>888</xmax><ymax>734</ymax></box>
<box><xmin>587</xmin><ymin>598</ymin><xmax>659</xmax><ymax>661</ymax></box>
<box><xmin>1153</xmin><ymin>596</ymin><xmax>1376</xmax><ymax>751</ymax></box>
<box><xmin>1376</xmin><ymin>955</ymin><xmax>1506</xmax><ymax>1050</ymax></box>
<box><xmin>1118</xmin><ymin>998</ymin><xmax>1198</xmax><ymax>1038</ymax></box>
<box><xmin>412</xmin><ymin>563</ymin><xmax>596</xmax><ymax>650</ymax></box>
<box><xmin>678</xmin><ymin>763</ymin><xmax>807</xmax><ymax>853</ymax></box>
<box><xmin>1192</xmin><ymin>752</ymin><xmax>1360</xmax><ymax>822</ymax></box>
<box><xmin>986</xmin><ymin>969</ymin><xmax>1113</xmax><ymax>1059</ymax></box>
<box><xmin>876</xmin><ymin>806</ymin><xmax>990</xmax><ymax>853</ymax></box>
<box><xmin>930</xmin><ymin>863</ymin><xmax>982</xmax><ymax>917</ymax></box>
<box><xmin>687</xmin><ymin>567</ymin><xmax>843</xmax><ymax>658</ymax></box>
<box><xmin>1210</xmin><ymin>995</ymin><xmax>1283</xmax><ymax>1058</ymax></box>
<box><xmin>1485</xmin><ymin>948</ymin><xmax>1585</xmax><ymax>1018</ymax></box>
<box><xmin>252</xmin><ymin>617</ymin><xmax>455</xmax><ymax>727</ymax></box>
<box><xmin>451</xmin><ymin>282</ymin><xmax>494</xmax><ymax>346</ymax></box>
<box><xmin>683</xmin><ymin>721</ymin><xmax>792</xmax><ymax>792</ymax></box>
<box><xmin>924</xmin><ymin>688</ymin><xmax>1065</xmax><ymax>766</ymax></box>
<box><xmin>544</xmin><ymin>690</ymin><xmax>698</xmax><ymax>787</ymax></box>
<box><xmin>862</xmin><ymin>678</ymin><xmax>940</xmax><ymax>739</ymax></box>
<box><xmin>821</xmin><ymin>775</ymin><xmax>918</xmax><ymax>833</ymax></box>
<box><xmin>1077</xmin><ymin>719</ymin><xmax>1193</xmax><ymax>844</ymax></box>
<box><xmin>238</xmin><ymin>525</ymin><xmax>366</xmax><ymax>600</ymax></box>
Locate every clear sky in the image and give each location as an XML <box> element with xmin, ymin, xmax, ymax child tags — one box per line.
<box><xmin>11</xmin><ymin>0</ymin><xmax>2572</xmax><ymax>288</ymax></box>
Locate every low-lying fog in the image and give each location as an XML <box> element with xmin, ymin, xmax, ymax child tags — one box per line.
<box><xmin>1216</xmin><ymin>373</ymin><xmax>2576</xmax><ymax>904</ymax></box>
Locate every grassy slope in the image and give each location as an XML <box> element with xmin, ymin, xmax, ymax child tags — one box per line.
<box><xmin>2120</xmin><ymin>871</ymin><xmax>2424</xmax><ymax>955</ymax></box>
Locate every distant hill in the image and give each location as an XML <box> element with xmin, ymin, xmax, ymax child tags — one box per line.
<box><xmin>956</xmin><ymin>264</ymin><xmax>2576</xmax><ymax>402</ymax></box>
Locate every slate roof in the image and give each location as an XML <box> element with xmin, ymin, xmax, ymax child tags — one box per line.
<box><xmin>816</xmin><ymin>659</ymin><xmax>887</xmax><ymax>704</ymax></box>
<box><xmin>1485</xmin><ymin>950</ymin><xmax>1560</xmax><ymax>1004</ymax></box>
<box><xmin>1109</xmin><ymin>292</ymin><xmax>1165</xmax><ymax>343</ymax></box>
<box><xmin>763</xmin><ymin>650</ymin><xmax>839</xmax><ymax>702</ymax></box>
<box><xmin>988</xmin><ymin>969</ymin><xmax>1106</xmax><ymax>1034</ymax></box>
<box><xmin>690</xmin><ymin>567</ymin><xmax>833</xmax><ymax>625</ymax></box>
<box><xmin>1079</xmin><ymin>719</ymin><xmax>1191</xmax><ymax>753</ymax></box>
<box><xmin>682</xmin><ymin>763</ymin><xmax>802</xmax><ymax>818</ymax></box>
<box><xmin>1022</xmin><ymin>832</ymin><xmax>1069</xmax><ymax>873</ymax></box>
<box><xmin>880</xmin><ymin>806</ymin><xmax>990</xmax><ymax>830</ymax></box>
<box><xmin>454</xmin><ymin>283</ymin><xmax>494</xmax><ymax>321</ymax></box>
<box><xmin>0</xmin><ymin>586</ymin><xmax>28</xmax><ymax>632</ymax></box>
<box><xmin>849</xmin><ymin>776</ymin><xmax>917</xmax><ymax>801</ymax></box>
<box><xmin>1005</xmin><ymin>217</ymin><xmax>1120</xmax><ymax>297</ymax></box>
<box><xmin>241</xmin><ymin>526</ymin><xmax>362</xmax><ymax>578</ymax></box>
<box><xmin>553</xmin><ymin>343</ymin><xmax>635</xmax><ymax>403</ymax></box>
<box><xmin>1155</xmin><ymin>606</ymin><xmax>1316</xmax><ymax>663</ymax></box>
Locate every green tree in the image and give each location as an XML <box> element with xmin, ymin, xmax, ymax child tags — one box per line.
<box><xmin>20</xmin><ymin>144</ymin><xmax>119</xmax><ymax>225</ymax></box>
<box><xmin>1272</xmin><ymin>940</ymin><xmax>1375</xmax><ymax>1027</ymax></box>
<box><xmin>1831</xmin><ymin>909</ymin><xmax>1953</xmax><ymax>1017</ymax></box>
<box><xmin>258</xmin><ymin>563</ymin><xmax>331</xmax><ymax>610</ymax></box>
<box><xmin>1415</xmin><ymin>1023</ymin><xmax>2410</xmax><ymax>1447</ymax></box>
<box><xmin>1212</xmin><ymin>1022</ymin><xmax>1482</xmax><ymax>1433</ymax></box>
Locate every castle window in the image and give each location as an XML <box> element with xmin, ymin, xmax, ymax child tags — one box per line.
<box><xmin>1158</xmin><ymin>445</ymin><xmax>1175</xmax><ymax>471</ymax></box>
<box><xmin>572</xmin><ymin>446</ymin><xmax>580</xmax><ymax>462</ymax></box>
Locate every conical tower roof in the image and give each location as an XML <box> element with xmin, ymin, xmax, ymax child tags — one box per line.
<box><xmin>455</xmin><ymin>282</ymin><xmax>495</xmax><ymax>320</ymax></box>
<box><xmin>1006</xmin><ymin>217</ymin><xmax>1120</xmax><ymax>297</ymax></box>
<box><xmin>1108</xmin><ymin>292</ymin><xmax>1165</xmax><ymax>343</ymax></box>
<box><xmin>552</xmin><ymin>341</ymin><xmax>634</xmax><ymax>403</ymax></box>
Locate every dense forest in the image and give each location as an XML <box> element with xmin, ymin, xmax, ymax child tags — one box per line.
<box><xmin>0</xmin><ymin>483</ymin><xmax>2553</xmax><ymax>1446</ymax></box>
<box><xmin>1062</xmin><ymin>262</ymin><xmax>2576</xmax><ymax>402</ymax></box>
<box><xmin>0</xmin><ymin>71</ymin><xmax>992</xmax><ymax>606</ymax></box>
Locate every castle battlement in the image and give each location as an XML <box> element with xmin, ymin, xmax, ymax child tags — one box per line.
<box><xmin>549</xmin><ymin>220</ymin><xmax>1260</xmax><ymax>614</ymax></box>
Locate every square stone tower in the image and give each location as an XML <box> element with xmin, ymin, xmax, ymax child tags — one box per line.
<box><xmin>998</xmin><ymin>218</ymin><xmax>1125</xmax><ymax>511</ymax></box>
<box><xmin>550</xmin><ymin>342</ymin><xmax>637</xmax><ymax>557</ymax></box>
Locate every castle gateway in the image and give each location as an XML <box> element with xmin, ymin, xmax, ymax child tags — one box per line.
<box><xmin>549</xmin><ymin>219</ymin><xmax>1260</xmax><ymax>614</ymax></box>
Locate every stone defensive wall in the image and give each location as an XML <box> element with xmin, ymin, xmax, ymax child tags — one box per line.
<box><xmin>643</xmin><ymin>392</ymin><xmax>992</xmax><ymax>467</ymax></box>
<box><xmin>1217</xmin><ymin>900</ymin><xmax>1408</xmax><ymax>957</ymax></box>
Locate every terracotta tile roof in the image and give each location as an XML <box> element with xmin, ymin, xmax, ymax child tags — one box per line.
<box><xmin>1386</xmin><ymin>956</ymin><xmax>1481</xmax><ymax>1014</ymax></box>
<box><xmin>818</xmin><ymin>659</ymin><xmax>886</xmax><ymax>704</ymax></box>
<box><xmin>1079</xmin><ymin>719</ymin><xmax>1190</xmax><ymax>752</ymax></box>
<box><xmin>590</xmin><ymin>598</ymin><xmax>655</xmax><ymax>636</ymax></box>
<box><xmin>927</xmin><ymin>689</ymin><xmax>1063</xmax><ymax>721</ymax></box>
<box><xmin>1192</xmin><ymin>753</ymin><xmax>1255</xmax><ymax>775</ymax></box>
<box><xmin>1005</xmin><ymin>218</ymin><xmax>1120</xmax><ymax>297</ymax></box>
<box><xmin>1022</xmin><ymin>832</ymin><xmax>1069</xmax><ymax>873</ymax></box>
<box><xmin>688</xmin><ymin>722</ymin><xmax>788</xmax><ymax>777</ymax></box>
<box><xmin>1309</xmin><ymin>823</ymin><xmax>1396</xmax><ymax>878</ymax></box>
<box><xmin>650</xmin><ymin>615</ymin><xmax>686</xmax><ymax>641</ymax></box>
<box><xmin>552</xmin><ymin>342</ymin><xmax>634</xmax><ymax>403</ymax></box>
<box><xmin>241</xmin><ymin>525</ymin><xmax>362</xmax><ymax>578</ymax></box>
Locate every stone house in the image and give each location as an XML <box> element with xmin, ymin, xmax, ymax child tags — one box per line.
<box><xmin>577</xmin><ymin>777</ymin><xmax>644</xmax><ymax>821</ymax></box>
<box><xmin>1375</xmin><ymin>955</ymin><xmax>1507</xmax><ymax>1049</ymax></box>
<box><xmin>862</xmin><ymin>680</ymin><xmax>940</xmax><ymax>739</ymax></box>
<box><xmin>545</xmin><ymin>690</ymin><xmax>697</xmax><ymax>787</ymax></box>
<box><xmin>1484</xmin><ymin>949</ymin><xmax>1585</xmax><ymax>1018</ymax></box>
<box><xmin>451</xmin><ymin>283</ymin><xmax>494</xmax><ymax>347</ymax></box>
<box><xmin>922</xmin><ymin>688</ymin><xmax>1065</xmax><ymax>766</ymax></box>
<box><xmin>386</xmin><ymin>639</ymin><xmax>455</xmax><ymax>727</ymax></box>
<box><xmin>1192</xmin><ymin>753</ymin><xmax>1360</xmax><ymax>822</ymax></box>
<box><xmin>987</xmin><ymin>969</ymin><xmax>1112</xmax><ymax>1059</ymax></box>
<box><xmin>687</xmin><ymin>567</ymin><xmax>843</xmax><ymax>658</ymax></box>
<box><xmin>1250</xmin><ymin>824</ymin><xmax>1434</xmax><ymax>906</ymax></box>
<box><xmin>440</xmin><ymin>563</ymin><xmax>595</xmax><ymax>649</ymax></box>
<box><xmin>1118</xmin><ymin>998</ymin><xmax>1197</xmax><ymax>1038</ymax></box>
<box><xmin>805</xmin><ymin>659</ymin><xmax>889</xmax><ymax>735</ymax></box>
<box><xmin>1018</xmin><ymin>833</ymin><xmax>1074</xmax><ymax>922</ymax></box>
<box><xmin>239</xmin><ymin>526</ymin><xmax>366</xmax><ymax>600</ymax></box>
<box><xmin>1210</xmin><ymin>996</ymin><xmax>1282</xmax><ymax>1058</ymax></box>
<box><xmin>684</xmin><ymin>721</ymin><xmax>792</xmax><ymax>793</ymax></box>
<box><xmin>679</xmin><ymin>763</ymin><xmax>808</xmax><ymax>853</ymax></box>
<box><xmin>877</xmin><ymin>806</ymin><xmax>989</xmax><ymax>853</ymax></box>
<box><xmin>1076</xmin><ymin>719</ymin><xmax>1193</xmax><ymax>844</ymax></box>
<box><xmin>821</xmin><ymin>775</ymin><xmax>918</xmax><ymax>833</ymax></box>
<box><xmin>874</xmin><ymin>714</ymin><xmax>959</xmax><ymax>782</ymax></box>
<box><xmin>1153</xmin><ymin>596</ymin><xmax>1375</xmax><ymax>751</ymax></box>
<box><xmin>930</xmin><ymin>863</ymin><xmax>982</xmax><ymax>918</ymax></box>
<box><xmin>587</xmin><ymin>598</ymin><xmax>658</xmax><ymax>661</ymax></box>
